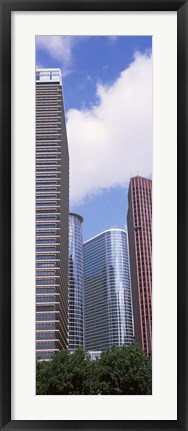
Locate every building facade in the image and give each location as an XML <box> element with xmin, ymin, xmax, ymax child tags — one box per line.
<box><xmin>68</xmin><ymin>213</ymin><xmax>84</xmax><ymax>351</ymax></box>
<box><xmin>87</xmin><ymin>351</ymin><xmax>102</xmax><ymax>361</ymax></box>
<box><xmin>127</xmin><ymin>176</ymin><xmax>152</xmax><ymax>356</ymax></box>
<box><xmin>84</xmin><ymin>229</ymin><xmax>134</xmax><ymax>352</ymax></box>
<box><xmin>36</xmin><ymin>69</ymin><xmax>69</xmax><ymax>360</ymax></box>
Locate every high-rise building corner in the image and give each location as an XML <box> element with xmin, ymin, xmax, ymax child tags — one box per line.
<box><xmin>36</xmin><ymin>69</ymin><xmax>69</xmax><ymax>360</ymax></box>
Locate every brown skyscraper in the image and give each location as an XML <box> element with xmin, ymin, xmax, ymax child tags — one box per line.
<box><xmin>127</xmin><ymin>176</ymin><xmax>152</xmax><ymax>356</ymax></box>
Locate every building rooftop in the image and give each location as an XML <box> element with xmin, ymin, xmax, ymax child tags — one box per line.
<box><xmin>84</xmin><ymin>228</ymin><xmax>127</xmax><ymax>245</ymax></box>
<box><xmin>36</xmin><ymin>68</ymin><xmax>62</xmax><ymax>84</ymax></box>
<box><xmin>69</xmin><ymin>212</ymin><xmax>84</xmax><ymax>223</ymax></box>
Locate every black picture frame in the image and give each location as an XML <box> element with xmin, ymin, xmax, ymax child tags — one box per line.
<box><xmin>0</xmin><ymin>0</ymin><xmax>187</xmax><ymax>430</ymax></box>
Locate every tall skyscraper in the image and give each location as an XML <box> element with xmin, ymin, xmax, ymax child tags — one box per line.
<box><xmin>36</xmin><ymin>69</ymin><xmax>69</xmax><ymax>360</ymax></box>
<box><xmin>127</xmin><ymin>176</ymin><xmax>152</xmax><ymax>356</ymax></box>
<box><xmin>68</xmin><ymin>213</ymin><xmax>84</xmax><ymax>352</ymax></box>
<box><xmin>83</xmin><ymin>229</ymin><xmax>134</xmax><ymax>352</ymax></box>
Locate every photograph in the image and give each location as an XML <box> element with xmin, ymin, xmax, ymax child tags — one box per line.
<box><xmin>35</xmin><ymin>35</ymin><xmax>152</xmax><ymax>395</ymax></box>
<box><xmin>1</xmin><ymin>0</ymin><xmax>187</xmax><ymax>427</ymax></box>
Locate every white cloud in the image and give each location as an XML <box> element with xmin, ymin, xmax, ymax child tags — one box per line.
<box><xmin>36</xmin><ymin>63</ymin><xmax>43</xmax><ymax>69</ymax></box>
<box><xmin>107</xmin><ymin>36</ymin><xmax>118</xmax><ymax>43</ymax></box>
<box><xmin>36</xmin><ymin>36</ymin><xmax>75</xmax><ymax>65</ymax></box>
<box><xmin>66</xmin><ymin>51</ymin><xmax>152</xmax><ymax>205</ymax></box>
<box><xmin>61</xmin><ymin>68</ymin><xmax>73</xmax><ymax>78</ymax></box>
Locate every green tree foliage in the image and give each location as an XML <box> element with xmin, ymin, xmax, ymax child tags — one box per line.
<box><xmin>98</xmin><ymin>345</ymin><xmax>152</xmax><ymax>395</ymax></box>
<box><xmin>36</xmin><ymin>344</ymin><xmax>152</xmax><ymax>395</ymax></box>
<box><xmin>36</xmin><ymin>360</ymin><xmax>52</xmax><ymax>395</ymax></box>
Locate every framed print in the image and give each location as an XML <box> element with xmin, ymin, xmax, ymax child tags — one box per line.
<box><xmin>0</xmin><ymin>0</ymin><xmax>187</xmax><ymax>430</ymax></box>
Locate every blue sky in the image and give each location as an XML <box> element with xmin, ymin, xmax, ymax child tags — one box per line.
<box><xmin>36</xmin><ymin>36</ymin><xmax>152</xmax><ymax>241</ymax></box>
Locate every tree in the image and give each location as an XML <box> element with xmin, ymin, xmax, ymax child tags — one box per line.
<box><xmin>36</xmin><ymin>344</ymin><xmax>152</xmax><ymax>395</ymax></box>
<box><xmin>98</xmin><ymin>344</ymin><xmax>152</xmax><ymax>395</ymax></box>
<box><xmin>47</xmin><ymin>349</ymin><xmax>86</xmax><ymax>395</ymax></box>
<box><xmin>36</xmin><ymin>360</ymin><xmax>52</xmax><ymax>395</ymax></box>
<box><xmin>82</xmin><ymin>355</ymin><xmax>101</xmax><ymax>395</ymax></box>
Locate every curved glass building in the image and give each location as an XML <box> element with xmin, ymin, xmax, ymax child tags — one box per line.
<box><xmin>83</xmin><ymin>229</ymin><xmax>134</xmax><ymax>352</ymax></box>
<box><xmin>68</xmin><ymin>213</ymin><xmax>84</xmax><ymax>351</ymax></box>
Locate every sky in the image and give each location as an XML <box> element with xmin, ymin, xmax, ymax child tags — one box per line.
<box><xmin>36</xmin><ymin>36</ymin><xmax>152</xmax><ymax>241</ymax></box>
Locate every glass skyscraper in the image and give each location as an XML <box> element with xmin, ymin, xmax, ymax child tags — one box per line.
<box><xmin>68</xmin><ymin>213</ymin><xmax>84</xmax><ymax>352</ymax></box>
<box><xmin>127</xmin><ymin>176</ymin><xmax>152</xmax><ymax>356</ymax></box>
<box><xmin>83</xmin><ymin>229</ymin><xmax>134</xmax><ymax>351</ymax></box>
<box><xmin>36</xmin><ymin>69</ymin><xmax>69</xmax><ymax>360</ymax></box>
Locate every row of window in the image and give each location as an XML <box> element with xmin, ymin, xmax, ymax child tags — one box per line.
<box><xmin>36</xmin><ymin>295</ymin><xmax>59</xmax><ymax>302</ymax></box>
<box><xmin>36</xmin><ymin>312</ymin><xmax>59</xmax><ymax>321</ymax></box>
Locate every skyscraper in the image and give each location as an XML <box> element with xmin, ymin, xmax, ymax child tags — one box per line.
<box><xmin>68</xmin><ymin>213</ymin><xmax>84</xmax><ymax>352</ymax></box>
<box><xmin>127</xmin><ymin>176</ymin><xmax>152</xmax><ymax>356</ymax></box>
<box><xmin>36</xmin><ymin>69</ymin><xmax>69</xmax><ymax>360</ymax></box>
<box><xmin>84</xmin><ymin>229</ymin><xmax>134</xmax><ymax>352</ymax></box>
